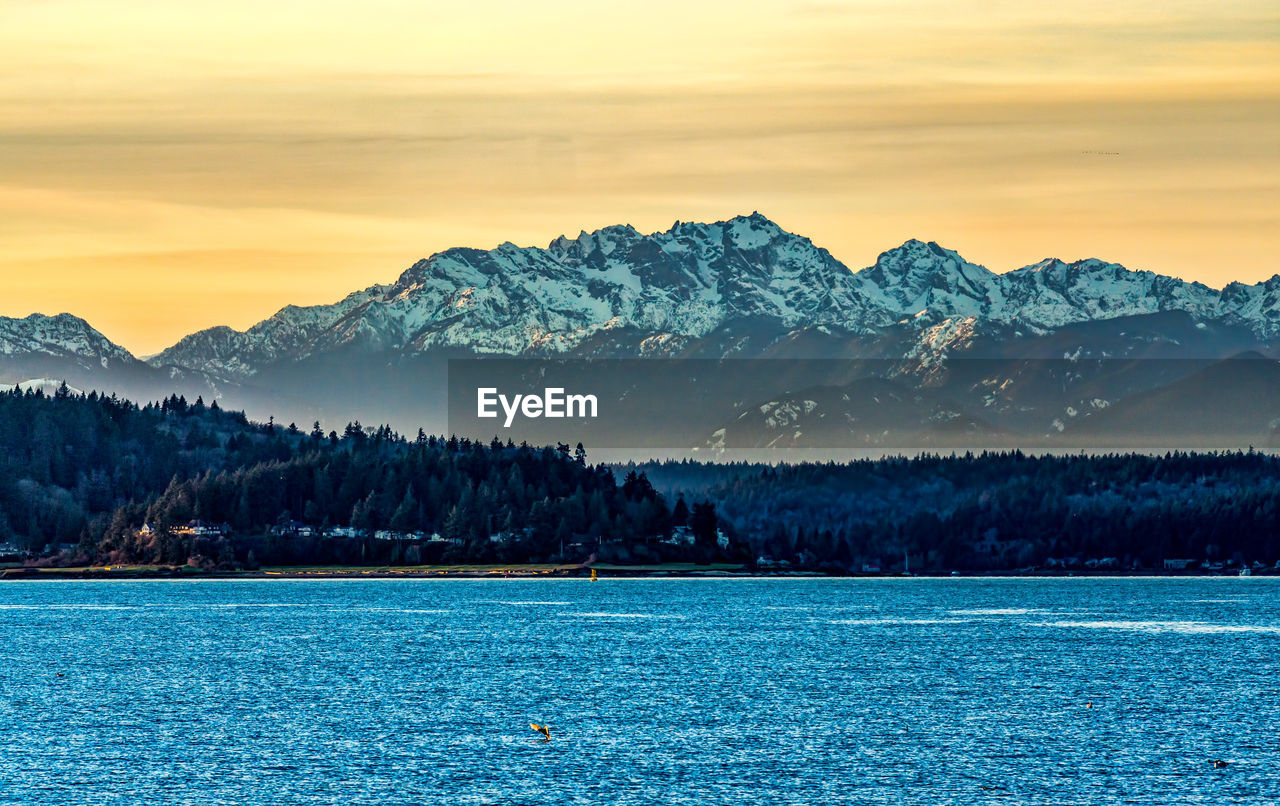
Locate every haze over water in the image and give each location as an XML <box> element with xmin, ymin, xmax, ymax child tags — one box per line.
<box><xmin>1</xmin><ymin>578</ymin><xmax>1276</xmax><ymax>805</ymax></box>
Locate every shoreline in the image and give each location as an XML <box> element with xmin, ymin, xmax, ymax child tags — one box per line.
<box><xmin>2</xmin><ymin>564</ymin><xmax>1275</xmax><ymax>581</ymax></box>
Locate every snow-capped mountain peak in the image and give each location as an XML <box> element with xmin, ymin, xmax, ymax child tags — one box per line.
<box><xmin>140</xmin><ymin>215</ymin><xmax>1280</xmax><ymax>381</ymax></box>
<box><xmin>852</xmin><ymin>239</ymin><xmax>998</xmax><ymax>321</ymax></box>
<box><xmin>1218</xmin><ymin>273</ymin><xmax>1280</xmax><ymax>337</ymax></box>
<box><xmin>0</xmin><ymin>313</ymin><xmax>136</xmax><ymax>367</ymax></box>
<box><xmin>151</xmin><ymin>213</ymin><xmax>890</xmax><ymax>372</ymax></box>
<box><xmin>998</xmin><ymin>257</ymin><xmax>1219</xmax><ymax>330</ymax></box>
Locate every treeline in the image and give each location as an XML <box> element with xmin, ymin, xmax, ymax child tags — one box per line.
<box><xmin>6</xmin><ymin>385</ymin><xmax>1279</xmax><ymax>573</ymax></box>
<box><xmin>118</xmin><ymin>436</ymin><xmax>681</xmax><ymax>567</ymax></box>
<box><xmin>0</xmin><ymin>384</ymin><xmax>275</xmax><ymax>548</ymax></box>
<box><xmin>0</xmin><ymin>386</ymin><xmax>721</xmax><ymax>568</ymax></box>
<box><xmin>634</xmin><ymin>451</ymin><xmax>1280</xmax><ymax>572</ymax></box>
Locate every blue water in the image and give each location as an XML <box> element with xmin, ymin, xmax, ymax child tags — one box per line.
<box><xmin>0</xmin><ymin>578</ymin><xmax>1277</xmax><ymax>805</ymax></box>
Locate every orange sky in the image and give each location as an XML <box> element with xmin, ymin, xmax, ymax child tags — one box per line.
<box><xmin>1</xmin><ymin>0</ymin><xmax>1277</xmax><ymax>355</ymax></box>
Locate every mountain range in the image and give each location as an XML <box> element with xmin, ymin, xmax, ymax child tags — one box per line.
<box><xmin>3</xmin><ymin>213</ymin><xmax>1278</xmax><ymax>451</ymax></box>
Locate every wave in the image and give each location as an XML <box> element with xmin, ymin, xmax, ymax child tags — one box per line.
<box><xmin>763</xmin><ymin>605</ymin><xmax>874</xmax><ymax>612</ymax></box>
<box><xmin>1032</xmin><ymin>620</ymin><xmax>1280</xmax><ymax>635</ymax></box>
<box><xmin>560</xmin><ymin>612</ymin><xmax>685</xmax><ymax>619</ymax></box>
<box><xmin>0</xmin><ymin>604</ymin><xmax>136</xmax><ymax>610</ymax></box>
<box><xmin>323</xmin><ymin>607</ymin><xmax>451</xmax><ymax>614</ymax></box>
<box><xmin>947</xmin><ymin>608</ymin><xmax>1048</xmax><ymax>615</ymax></box>
<box><xmin>203</xmin><ymin>603</ymin><xmax>313</xmax><ymax>608</ymax></box>
<box><xmin>829</xmin><ymin>618</ymin><xmax>972</xmax><ymax>625</ymax></box>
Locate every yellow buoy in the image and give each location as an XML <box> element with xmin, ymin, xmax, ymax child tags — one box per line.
<box><xmin>590</xmin><ymin>569</ymin><xmax>598</xmax><ymax>582</ymax></box>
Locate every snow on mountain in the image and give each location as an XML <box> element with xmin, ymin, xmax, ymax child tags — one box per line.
<box><xmin>0</xmin><ymin>313</ymin><xmax>136</xmax><ymax>368</ymax></box>
<box><xmin>906</xmin><ymin>316</ymin><xmax>980</xmax><ymax>362</ymax></box>
<box><xmin>853</xmin><ymin>240</ymin><xmax>999</xmax><ymax>322</ymax></box>
<box><xmin>154</xmin><ymin>287</ymin><xmax>390</xmax><ymax>381</ymax></box>
<box><xmin>144</xmin><ymin>213</ymin><xmax>1280</xmax><ymax>380</ymax></box>
<box><xmin>994</xmin><ymin>258</ymin><xmax>1220</xmax><ymax>332</ymax></box>
<box><xmin>1218</xmin><ymin>274</ymin><xmax>1280</xmax><ymax>338</ymax></box>
<box><xmin>387</xmin><ymin>213</ymin><xmax>880</xmax><ymax>354</ymax></box>
<box><xmin>847</xmin><ymin>245</ymin><xmax>1241</xmax><ymax>335</ymax></box>
<box><xmin>16</xmin><ymin>378</ymin><xmax>84</xmax><ymax>396</ymax></box>
<box><xmin>157</xmin><ymin>212</ymin><xmax>883</xmax><ymax>371</ymax></box>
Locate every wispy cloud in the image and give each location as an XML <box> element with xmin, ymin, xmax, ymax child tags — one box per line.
<box><xmin>0</xmin><ymin>0</ymin><xmax>1276</xmax><ymax>352</ymax></box>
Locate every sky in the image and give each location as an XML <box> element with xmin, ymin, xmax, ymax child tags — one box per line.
<box><xmin>2</xmin><ymin>0</ymin><xmax>1277</xmax><ymax>356</ymax></box>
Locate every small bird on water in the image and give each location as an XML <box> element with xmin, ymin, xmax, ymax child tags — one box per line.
<box><xmin>530</xmin><ymin>723</ymin><xmax>550</xmax><ymax>742</ymax></box>
<box><xmin>1212</xmin><ymin>759</ymin><xmax>1229</xmax><ymax>769</ymax></box>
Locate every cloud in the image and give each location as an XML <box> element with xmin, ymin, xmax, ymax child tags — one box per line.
<box><xmin>0</xmin><ymin>0</ymin><xmax>1276</xmax><ymax>352</ymax></box>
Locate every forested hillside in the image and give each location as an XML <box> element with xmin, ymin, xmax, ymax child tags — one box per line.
<box><xmin>635</xmin><ymin>453</ymin><xmax>1280</xmax><ymax>572</ymax></box>
<box><xmin>3</xmin><ymin>385</ymin><xmax>1279</xmax><ymax>574</ymax></box>
<box><xmin>0</xmin><ymin>384</ymin><xmax>266</xmax><ymax>548</ymax></box>
<box><xmin>0</xmin><ymin>386</ymin><xmax>695</xmax><ymax>567</ymax></box>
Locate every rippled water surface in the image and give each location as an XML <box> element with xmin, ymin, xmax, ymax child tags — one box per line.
<box><xmin>1</xmin><ymin>578</ymin><xmax>1277</xmax><ymax>805</ymax></box>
